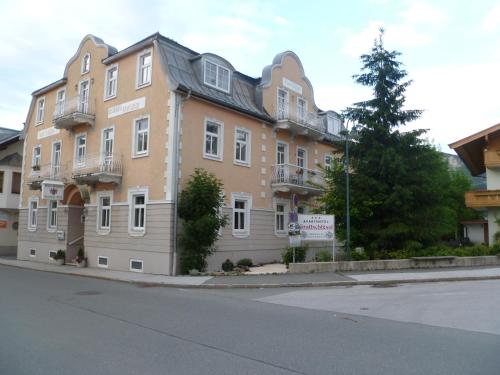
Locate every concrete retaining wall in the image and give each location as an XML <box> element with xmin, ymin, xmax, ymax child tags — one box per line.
<box><xmin>288</xmin><ymin>256</ymin><xmax>500</xmax><ymax>273</ymax></box>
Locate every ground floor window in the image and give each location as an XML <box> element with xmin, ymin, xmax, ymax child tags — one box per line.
<box><xmin>231</xmin><ymin>193</ymin><xmax>251</xmax><ymax>237</ymax></box>
<box><xmin>47</xmin><ymin>200</ymin><xmax>57</xmax><ymax>230</ymax></box>
<box><xmin>97</xmin><ymin>193</ymin><xmax>112</xmax><ymax>232</ymax></box>
<box><xmin>28</xmin><ymin>198</ymin><xmax>38</xmax><ymax>230</ymax></box>
<box><xmin>98</xmin><ymin>256</ymin><xmax>108</xmax><ymax>268</ymax></box>
<box><xmin>128</xmin><ymin>188</ymin><xmax>148</xmax><ymax>235</ymax></box>
<box><xmin>276</xmin><ymin>204</ymin><xmax>285</xmax><ymax>232</ymax></box>
<box><xmin>130</xmin><ymin>259</ymin><xmax>143</xmax><ymax>272</ymax></box>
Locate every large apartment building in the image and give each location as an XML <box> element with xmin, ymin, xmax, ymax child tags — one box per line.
<box><xmin>19</xmin><ymin>33</ymin><xmax>343</xmax><ymax>274</ymax></box>
<box><xmin>0</xmin><ymin>127</ymin><xmax>22</xmax><ymax>256</ymax></box>
<box><xmin>450</xmin><ymin>123</ymin><xmax>500</xmax><ymax>245</ymax></box>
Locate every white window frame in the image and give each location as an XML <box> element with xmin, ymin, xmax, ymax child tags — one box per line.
<box><xmin>324</xmin><ymin>155</ymin><xmax>333</xmax><ymax>169</ymax></box>
<box><xmin>29</xmin><ymin>248</ymin><xmax>36</xmax><ymax>257</ymax></box>
<box><xmin>234</xmin><ymin>127</ymin><xmax>251</xmax><ymax>167</ymax></box>
<box><xmin>136</xmin><ymin>49</ymin><xmax>152</xmax><ymax>89</ymax></box>
<box><xmin>276</xmin><ymin>141</ymin><xmax>289</xmax><ymax>165</ymax></box>
<box><xmin>32</xmin><ymin>145</ymin><xmax>41</xmax><ymax>168</ymax></box>
<box><xmin>35</xmin><ymin>97</ymin><xmax>45</xmax><ymax>125</ymax></box>
<box><xmin>78</xmin><ymin>79</ymin><xmax>90</xmax><ymax>113</ymax></box>
<box><xmin>203</xmin><ymin>118</ymin><xmax>224</xmax><ymax>161</ymax></box>
<box><xmin>81</xmin><ymin>53</ymin><xmax>91</xmax><ymax>74</ymax></box>
<box><xmin>274</xmin><ymin>198</ymin><xmax>289</xmax><ymax>236</ymax></box>
<box><xmin>74</xmin><ymin>133</ymin><xmax>87</xmax><ymax>167</ymax></box>
<box><xmin>277</xmin><ymin>88</ymin><xmax>289</xmax><ymax>120</ymax></box>
<box><xmin>297</xmin><ymin>97</ymin><xmax>307</xmax><ymax>123</ymax></box>
<box><xmin>51</xmin><ymin>140</ymin><xmax>62</xmax><ymax>176</ymax></box>
<box><xmin>104</xmin><ymin>64</ymin><xmax>118</xmax><ymax>100</ymax></box>
<box><xmin>55</xmin><ymin>88</ymin><xmax>66</xmax><ymax>117</ymax></box>
<box><xmin>128</xmin><ymin>187</ymin><xmax>148</xmax><ymax>236</ymax></box>
<box><xmin>101</xmin><ymin>125</ymin><xmax>115</xmax><ymax>165</ymax></box>
<box><xmin>97</xmin><ymin>256</ymin><xmax>109</xmax><ymax>268</ymax></box>
<box><xmin>297</xmin><ymin>147</ymin><xmax>308</xmax><ymax>169</ymax></box>
<box><xmin>97</xmin><ymin>191</ymin><xmax>113</xmax><ymax>234</ymax></box>
<box><xmin>130</xmin><ymin>259</ymin><xmax>144</xmax><ymax>273</ymax></box>
<box><xmin>132</xmin><ymin>115</ymin><xmax>150</xmax><ymax>158</ymax></box>
<box><xmin>28</xmin><ymin>197</ymin><xmax>39</xmax><ymax>231</ymax></box>
<box><xmin>203</xmin><ymin>60</ymin><xmax>231</xmax><ymax>93</ymax></box>
<box><xmin>231</xmin><ymin>193</ymin><xmax>252</xmax><ymax>238</ymax></box>
<box><xmin>47</xmin><ymin>200</ymin><xmax>58</xmax><ymax>232</ymax></box>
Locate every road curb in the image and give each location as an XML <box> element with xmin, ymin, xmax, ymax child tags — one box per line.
<box><xmin>2</xmin><ymin>260</ymin><xmax>500</xmax><ymax>289</ymax></box>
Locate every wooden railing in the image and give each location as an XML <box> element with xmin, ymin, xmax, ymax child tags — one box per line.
<box><xmin>465</xmin><ymin>190</ymin><xmax>500</xmax><ymax>208</ymax></box>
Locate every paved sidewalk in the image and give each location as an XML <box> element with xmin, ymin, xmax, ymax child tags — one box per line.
<box><xmin>2</xmin><ymin>256</ymin><xmax>500</xmax><ymax>288</ymax></box>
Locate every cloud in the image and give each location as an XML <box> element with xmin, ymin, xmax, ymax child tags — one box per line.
<box><xmin>274</xmin><ymin>16</ymin><xmax>290</xmax><ymax>26</ymax></box>
<box><xmin>482</xmin><ymin>4</ymin><xmax>500</xmax><ymax>32</ymax></box>
<box><xmin>339</xmin><ymin>1</ymin><xmax>447</xmax><ymax>58</ymax></box>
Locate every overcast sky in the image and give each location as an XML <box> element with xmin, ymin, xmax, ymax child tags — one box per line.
<box><xmin>1</xmin><ymin>0</ymin><xmax>500</xmax><ymax>152</ymax></box>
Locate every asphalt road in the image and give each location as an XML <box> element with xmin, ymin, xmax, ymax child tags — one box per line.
<box><xmin>1</xmin><ymin>265</ymin><xmax>499</xmax><ymax>375</ymax></box>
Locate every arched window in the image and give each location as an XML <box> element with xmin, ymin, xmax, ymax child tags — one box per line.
<box><xmin>81</xmin><ymin>53</ymin><xmax>91</xmax><ymax>74</ymax></box>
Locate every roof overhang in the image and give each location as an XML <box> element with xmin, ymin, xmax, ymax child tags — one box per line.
<box><xmin>449</xmin><ymin>123</ymin><xmax>500</xmax><ymax>176</ymax></box>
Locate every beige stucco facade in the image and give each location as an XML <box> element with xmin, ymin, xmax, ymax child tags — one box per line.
<box><xmin>19</xmin><ymin>33</ymin><xmax>341</xmax><ymax>274</ymax></box>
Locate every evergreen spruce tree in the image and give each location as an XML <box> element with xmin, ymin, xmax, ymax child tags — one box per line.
<box><xmin>321</xmin><ymin>30</ymin><xmax>462</xmax><ymax>255</ymax></box>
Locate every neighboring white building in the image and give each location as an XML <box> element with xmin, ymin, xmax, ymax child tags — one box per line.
<box><xmin>0</xmin><ymin>127</ymin><xmax>22</xmax><ymax>256</ymax></box>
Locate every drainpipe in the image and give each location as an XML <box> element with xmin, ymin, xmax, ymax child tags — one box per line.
<box><xmin>170</xmin><ymin>89</ymin><xmax>191</xmax><ymax>276</ymax></box>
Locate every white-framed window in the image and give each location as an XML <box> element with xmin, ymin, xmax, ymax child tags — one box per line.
<box><xmin>234</xmin><ymin>128</ymin><xmax>251</xmax><ymax>166</ymax></box>
<box><xmin>297</xmin><ymin>147</ymin><xmax>307</xmax><ymax>169</ymax></box>
<box><xmin>104</xmin><ymin>64</ymin><xmax>118</xmax><ymax>100</ymax></box>
<box><xmin>297</xmin><ymin>97</ymin><xmax>307</xmax><ymax>123</ymax></box>
<box><xmin>277</xmin><ymin>88</ymin><xmax>289</xmax><ymax>120</ymax></box>
<box><xmin>203</xmin><ymin>60</ymin><xmax>231</xmax><ymax>93</ymax></box>
<box><xmin>324</xmin><ymin>155</ymin><xmax>333</xmax><ymax>169</ymax></box>
<box><xmin>203</xmin><ymin>119</ymin><xmax>223</xmax><ymax>161</ymax></box>
<box><xmin>128</xmin><ymin>188</ymin><xmax>148</xmax><ymax>235</ymax></box>
<box><xmin>32</xmin><ymin>145</ymin><xmax>41</xmax><ymax>168</ymax></box>
<box><xmin>231</xmin><ymin>193</ymin><xmax>251</xmax><ymax>237</ymax></box>
<box><xmin>97</xmin><ymin>256</ymin><xmax>108</xmax><ymax>268</ymax></box>
<box><xmin>130</xmin><ymin>259</ymin><xmax>143</xmax><ymax>272</ymax></box>
<box><xmin>55</xmin><ymin>88</ymin><xmax>65</xmax><ymax>117</ymax></box>
<box><xmin>29</xmin><ymin>248</ymin><xmax>36</xmax><ymax>257</ymax></box>
<box><xmin>81</xmin><ymin>53</ymin><xmax>91</xmax><ymax>74</ymax></box>
<box><xmin>49</xmin><ymin>250</ymin><xmax>57</xmax><ymax>259</ymax></box>
<box><xmin>275</xmin><ymin>199</ymin><xmax>289</xmax><ymax>235</ymax></box>
<box><xmin>133</xmin><ymin>116</ymin><xmax>149</xmax><ymax>157</ymax></box>
<box><xmin>101</xmin><ymin>126</ymin><xmax>115</xmax><ymax>168</ymax></box>
<box><xmin>35</xmin><ymin>97</ymin><xmax>45</xmax><ymax>124</ymax></box>
<box><xmin>97</xmin><ymin>192</ymin><xmax>112</xmax><ymax>233</ymax></box>
<box><xmin>327</xmin><ymin>115</ymin><xmax>342</xmax><ymax>135</ymax></box>
<box><xmin>75</xmin><ymin>133</ymin><xmax>86</xmax><ymax>166</ymax></box>
<box><xmin>136</xmin><ymin>49</ymin><xmax>152</xmax><ymax>88</ymax></box>
<box><xmin>51</xmin><ymin>141</ymin><xmax>61</xmax><ymax>177</ymax></box>
<box><xmin>78</xmin><ymin>80</ymin><xmax>90</xmax><ymax>113</ymax></box>
<box><xmin>28</xmin><ymin>197</ymin><xmax>38</xmax><ymax>230</ymax></box>
<box><xmin>47</xmin><ymin>200</ymin><xmax>57</xmax><ymax>231</ymax></box>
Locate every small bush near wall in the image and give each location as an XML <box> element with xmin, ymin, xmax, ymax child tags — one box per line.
<box><xmin>237</xmin><ymin>258</ymin><xmax>253</xmax><ymax>268</ymax></box>
<box><xmin>282</xmin><ymin>245</ymin><xmax>308</xmax><ymax>266</ymax></box>
<box><xmin>221</xmin><ymin>259</ymin><xmax>234</xmax><ymax>272</ymax></box>
<box><xmin>314</xmin><ymin>250</ymin><xmax>333</xmax><ymax>262</ymax></box>
<box><xmin>373</xmin><ymin>244</ymin><xmax>500</xmax><ymax>260</ymax></box>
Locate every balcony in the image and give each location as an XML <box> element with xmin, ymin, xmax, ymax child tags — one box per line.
<box><xmin>275</xmin><ymin>112</ymin><xmax>325</xmax><ymax>141</ymax></box>
<box><xmin>484</xmin><ymin>149</ymin><xmax>500</xmax><ymax>169</ymax></box>
<box><xmin>271</xmin><ymin>164</ymin><xmax>324</xmax><ymax>196</ymax></box>
<box><xmin>465</xmin><ymin>190</ymin><xmax>500</xmax><ymax>208</ymax></box>
<box><xmin>72</xmin><ymin>153</ymin><xmax>122</xmax><ymax>185</ymax></box>
<box><xmin>52</xmin><ymin>95</ymin><xmax>95</xmax><ymax>130</ymax></box>
<box><xmin>27</xmin><ymin>163</ymin><xmax>67</xmax><ymax>190</ymax></box>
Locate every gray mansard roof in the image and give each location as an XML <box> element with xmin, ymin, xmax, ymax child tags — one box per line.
<box><xmin>156</xmin><ymin>36</ymin><xmax>273</xmax><ymax>122</ymax></box>
<box><xmin>0</xmin><ymin>127</ymin><xmax>21</xmax><ymax>146</ymax></box>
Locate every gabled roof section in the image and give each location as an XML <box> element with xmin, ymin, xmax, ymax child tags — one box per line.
<box><xmin>258</xmin><ymin>51</ymin><xmax>319</xmax><ymax>112</ymax></box>
<box><xmin>0</xmin><ymin>127</ymin><xmax>21</xmax><ymax>147</ymax></box>
<box><xmin>449</xmin><ymin>123</ymin><xmax>500</xmax><ymax>176</ymax></box>
<box><xmin>155</xmin><ymin>35</ymin><xmax>273</xmax><ymax>122</ymax></box>
<box><xmin>0</xmin><ymin>152</ymin><xmax>22</xmax><ymax>167</ymax></box>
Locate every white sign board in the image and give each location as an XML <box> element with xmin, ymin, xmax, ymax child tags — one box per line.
<box><xmin>41</xmin><ymin>180</ymin><xmax>64</xmax><ymax>200</ymax></box>
<box><xmin>289</xmin><ymin>235</ymin><xmax>301</xmax><ymax>247</ymax></box>
<box><xmin>298</xmin><ymin>214</ymin><xmax>335</xmax><ymax>241</ymax></box>
<box><xmin>108</xmin><ymin>97</ymin><xmax>146</xmax><ymax>118</ymax></box>
<box><xmin>37</xmin><ymin>127</ymin><xmax>60</xmax><ymax>140</ymax></box>
<box><xmin>283</xmin><ymin>78</ymin><xmax>303</xmax><ymax>95</ymax></box>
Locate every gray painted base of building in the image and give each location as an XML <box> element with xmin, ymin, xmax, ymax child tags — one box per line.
<box><xmin>289</xmin><ymin>256</ymin><xmax>500</xmax><ymax>273</ymax></box>
<box><xmin>0</xmin><ymin>246</ymin><xmax>16</xmax><ymax>256</ymax></box>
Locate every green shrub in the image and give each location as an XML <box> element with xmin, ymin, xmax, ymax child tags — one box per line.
<box><xmin>221</xmin><ymin>259</ymin><xmax>234</xmax><ymax>272</ymax></box>
<box><xmin>351</xmin><ymin>251</ymin><xmax>369</xmax><ymax>261</ymax></box>
<box><xmin>236</xmin><ymin>258</ymin><xmax>253</xmax><ymax>267</ymax></box>
<box><xmin>314</xmin><ymin>250</ymin><xmax>333</xmax><ymax>262</ymax></box>
<box><xmin>54</xmin><ymin>250</ymin><xmax>65</xmax><ymax>260</ymax></box>
<box><xmin>282</xmin><ymin>245</ymin><xmax>308</xmax><ymax>266</ymax></box>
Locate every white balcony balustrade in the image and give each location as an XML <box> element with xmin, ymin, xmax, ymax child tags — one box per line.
<box><xmin>271</xmin><ymin>163</ymin><xmax>324</xmax><ymax>196</ymax></box>
<box><xmin>72</xmin><ymin>153</ymin><xmax>122</xmax><ymax>185</ymax></box>
<box><xmin>275</xmin><ymin>112</ymin><xmax>325</xmax><ymax>141</ymax></box>
<box><xmin>53</xmin><ymin>95</ymin><xmax>96</xmax><ymax>130</ymax></box>
<box><xmin>27</xmin><ymin>163</ymin><xmax>68</xmax><ymax>189</ymax></box>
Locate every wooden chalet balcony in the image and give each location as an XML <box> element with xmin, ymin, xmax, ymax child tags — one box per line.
<box><xmin>484</xmin><ymin>149</ymin><xmax>500</xmax><ymax>169</ymax></box>
<box><xmin>275</xmin><ymin>112</ymin><xmax>325</xmax><ymax>141</ymax></box>
<box><xmin>27</xmin><ymin>163</ymin><xmax>67</xmax><ymax>190</ymax></box>
<box><xmin>53</xmin><ymin>95</ymin><xmax>95</xmax><ymax>130</ymax></box>
<box><xmin>465</xmin><ymin>190</ymin><xmax>500</xmax><ymax>208</ymax></box>
<box><xmin>271</xmin><ymin>163</ymin><xmax>324</xmax><ymax>196</ymax></box>
<box><xmin>72</xmin><ymin>153</ymin><xmax>122</xmax><ymax>185</ymax></box>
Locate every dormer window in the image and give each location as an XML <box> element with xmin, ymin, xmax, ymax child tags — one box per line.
<box><xmin>327</xmin><ymin>115</ymin><xmax>342</xmax><ymax>135</ymax></box>
<box><xmin>81</xmin><ymin>53</ymin><xmax>90</xmax><ymax>74</ymax></box>
<box><xmin>204</xmin><ymin>60</ymin><xmax>230</xmax><ymax>93</ymax></box>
